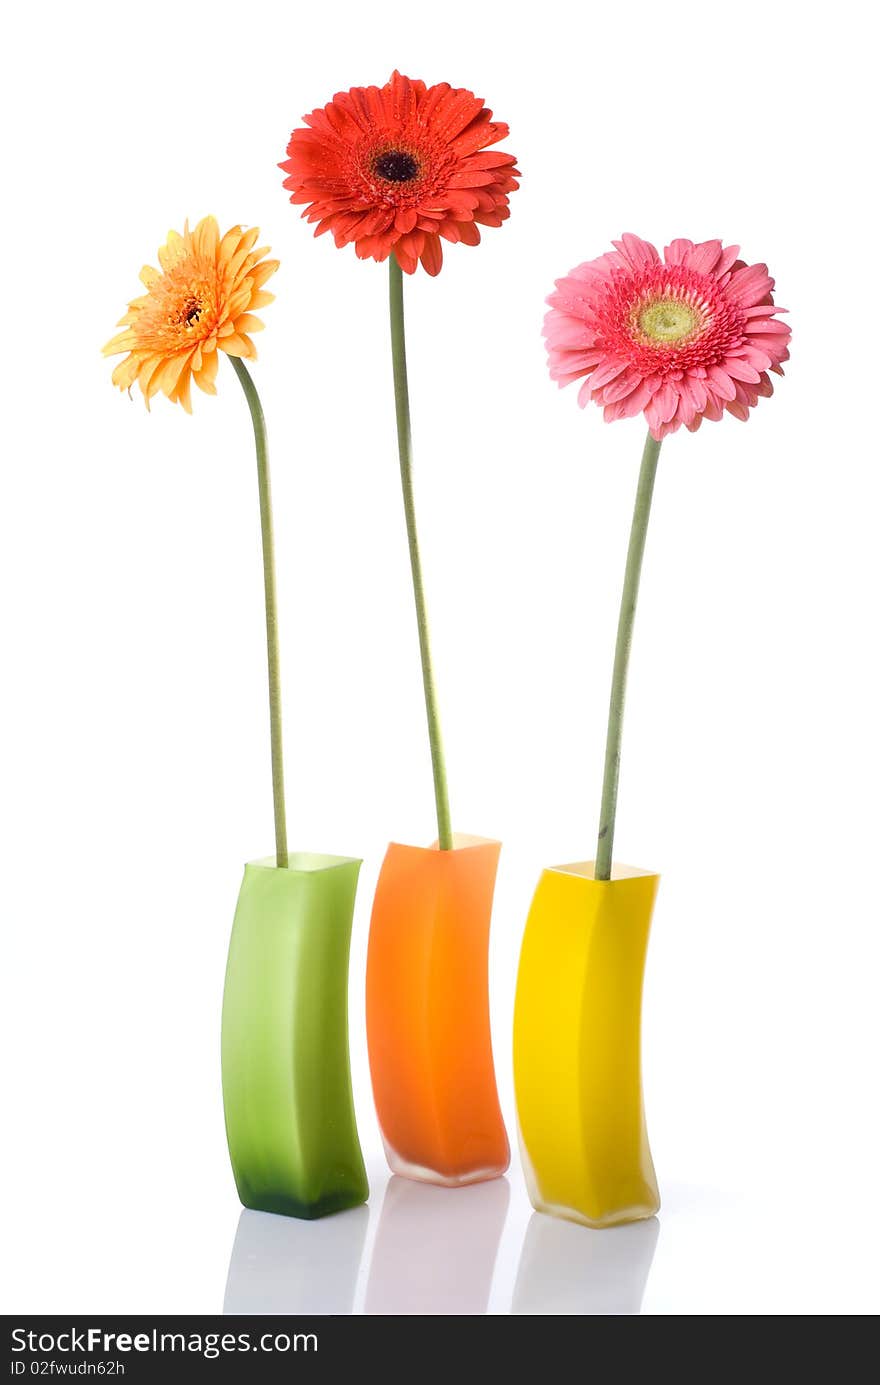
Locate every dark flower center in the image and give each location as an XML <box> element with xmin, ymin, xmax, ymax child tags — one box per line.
<box><xmin>183</xmin><ymin>298</ymin><xmax>202</xmax><ymax>326</ymax></box>
<box><xmin>373</xmin><ymin>149</ymin><xmax>420</xmax><ymax>182</ymax></box>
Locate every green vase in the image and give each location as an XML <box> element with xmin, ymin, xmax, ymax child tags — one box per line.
<box><xmin>221</xmin><ymin>852</ymin><xmax>368</xmax><ymax>1220</ymax></box>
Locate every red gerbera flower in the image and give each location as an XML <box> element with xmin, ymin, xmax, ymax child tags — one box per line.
<box><xmin>280</xmin><ymin>70</ymin><xmax>519</xmax><ymax>276</ymax></box>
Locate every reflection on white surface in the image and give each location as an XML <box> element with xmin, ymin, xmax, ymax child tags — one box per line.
<box><xmin>223</xmin><ymin>1205</ymin><xmax>369</xmax><ymax>1315</ymax></box>
<box><xmin>365</xmin><ymin>1176</ymin><xmax>510</xmax><ymax>1315</ymax></box>
<box><xmin>511</xmin><ymin>1213</ymin><xmax>660</xmax><ymax>1315</ymax></box>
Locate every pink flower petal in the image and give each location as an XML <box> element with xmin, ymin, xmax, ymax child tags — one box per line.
<box><xmin>682</xmin><ymin>240</ymin><xmax>724</xmax><ymax>274</ymax></box>
<box><xmin>724</xmin><ymin>357</ymin><xmax>763</xmax><ymax>384</ymax></box>
<box><xmin>663</xmin><ymin>238</ymin><xmax>694</xmax><ymax>264</ymax></box>
<box><xmin>716</xmin><ymin>243</ymin><xmax>741</xmax><ymax>275</ymax></box>
<box><xmin>726</xmin><ymin>262</ymin><xmax>775</xmax><ymax>307</ymax></box>
<box><xmin>587</xmin><ymin>358</ymin><xmax>629</xmax><ymax>392</ymax></box>
<box><xmin>612</xmin><ymin>233</ymin><xmax>660</xmax><ymax>269</ymax></box>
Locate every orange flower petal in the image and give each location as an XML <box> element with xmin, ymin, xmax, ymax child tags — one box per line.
<box><xmin>157</xmin><ymin>229</ymin><xmax>185</xmax><ymax>271</ymax></box>
<box><xmin>194</xmin><ymin>348</ymin><xmax>219</xmax><ymax>394</ymax></box>
<box><xmin>103</xmin><ymin>330</ymin><xmax>136</xmax><ymax>356</ymax></box>
<box><xmin>226</xmin><ymin>288</ymin><xmax>253</xmax><ymax>317</ymax></box>
<box><xmin>193</xmin><ymin>216</ymin><xmax>220</xmax><ymax>260</ymax></box>
<box><xmin>233</xmin><ymin>313</ymin><xmax>264</xmax><ymax>334</ymax></box>
<box><xmin>247</xmin><ymin>260</ymin><xmax>280</xmax><ymax>290</ymax></box>
<box><xmin>218</xmin><ymin>333</ymin><xmax>256</xmax><ymax>359</ymax></box>
<box><xmin>154</xmin><ymin>351</ymin><xmax>191</xmax><ymax>397</ymax></box>
<box><xmin>111</xmin><ymin>356</ymin><xmax>140</xmax><ymax>389</ymax></box>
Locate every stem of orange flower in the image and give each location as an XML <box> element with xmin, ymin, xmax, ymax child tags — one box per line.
<box><xmin>388</xmin><ymin>258</ymin><xmax>453</xmax><ymax>851</ymax></box>
<box><xmin>229</xmin><ymin>355</ymin><xmax>288</xmax><ymax>869</ymax></box>
<box><xmin>595</xmin><ymin>430</ymin><xmax>662</xmax><ymax>880</ymax></box>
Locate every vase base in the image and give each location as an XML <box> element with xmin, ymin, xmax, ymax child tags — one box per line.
<box><xmin>384</xmin><ymin>1140</ymin><xmax>508</xmax><ymax>1188</ymax></box>
<box><xmin>528</xmin><ymin>1191</ymin><xmax>660</xmax><ymax>1230</ymax></box>
<box><xmin>236</xmin><ymin>1185</ymin><xmax>368</xmax><ymax>1222</ymax></box>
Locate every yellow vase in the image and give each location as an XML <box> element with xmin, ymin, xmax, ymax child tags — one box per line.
<box><xmin>513</xmin><ymin>862</ymin><xmax>660</xmax><ymax>1229</ymax></box>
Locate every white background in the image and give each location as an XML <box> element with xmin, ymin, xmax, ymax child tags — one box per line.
<box><xmin>2</xmin><ymin>0</ymin><xmax>878</xmax><ymax>1316</ymax></box>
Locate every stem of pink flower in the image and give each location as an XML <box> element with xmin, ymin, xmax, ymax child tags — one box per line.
<box><xmin>388</xmin><ymin>258</ymin><xmax>453</xmax><ymax>851</ymax></box>
<box><xmin>595</xmin><ymin>430</ymin><xmax>662</xmax><ymax>880</ymax></box>
<box><xmin>229</xmin><ymin>355</ymin><xmax>288</xmax><ymax>869</ymax></box>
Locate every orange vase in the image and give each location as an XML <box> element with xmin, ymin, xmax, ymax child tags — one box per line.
<box><xmin>366</xmin><ymin>835</ymin><xmax>510</xmax><ymax>1186</ymax></box>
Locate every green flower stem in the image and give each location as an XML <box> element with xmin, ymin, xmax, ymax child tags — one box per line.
<box><xmin>229</xmin><ymin>355</ymin><xmax>288</xmax><ymax>868</ymax></box>
<box><xmin>595</xmin><ymin>430</ymin><xmax>662</xmax><ymax>880</ymax></box>
<box><xmin>388</xmin><ymin>258</ymin><xmax>453</xmax><ymax>851</ymax></box>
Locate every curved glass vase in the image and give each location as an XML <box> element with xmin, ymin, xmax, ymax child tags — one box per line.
<box><xmin>513</xmin><ymin>862</ymin><xmax>660</xmax><ymax>1228</ymax></box>
<box><xmin>221</xmin><ymin>853</ymin><xmax>368</xmax><ymax>1220</ymax></box>
<box><xmin>366</xmin><ymin>835</ymin><xmax>509</xmax><ymax>1187</ymax></box>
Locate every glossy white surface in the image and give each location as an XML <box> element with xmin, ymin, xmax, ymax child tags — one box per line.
<box><xmin>5</xmin><ymin>1137</ymin><xmax>878</xmax><ymax>1315</ymax></box>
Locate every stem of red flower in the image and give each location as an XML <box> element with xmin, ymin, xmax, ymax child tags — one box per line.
<box><xmin>229</xmin><ymin>355</ymin><xmax>289</xmax><ymax>869</ymax></box>
<box><xmin>595</xmin><ymin>430</ymin><xmax>662</xmax><ymax>880</ymax></box>
<box><xmin>388</xmin><ymin>258</ymin><xmax>453</xmax><ymax>851</ymax></box>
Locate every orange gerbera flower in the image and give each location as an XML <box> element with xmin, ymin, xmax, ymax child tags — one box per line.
<box><xmin>103</xmin><ymin>217</ymin><xmax>278</xmax><ymax>411</ymax></box>
<box><xmin>280</xmin><ymin>70</ymin><xmax>519</xmax><ymax>276</ymax></box>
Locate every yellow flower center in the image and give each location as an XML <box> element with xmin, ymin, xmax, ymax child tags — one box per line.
<box><xmin>637</xmin><ymin>297</ymin><xmax>698</xmax><ymax>343</ymax></box>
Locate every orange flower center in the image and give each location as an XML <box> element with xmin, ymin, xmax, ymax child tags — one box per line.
<box><xmin>372</xmin><ymin>148</ymin><xmax>421</xmax><ymax>183</ymax></box>
<box><xmin>179</xmin><ymin>294</ymin><xmax>204</xmax><ymax>328</ymax></box>
<box><xmin>131</xmin><ymin>269</ymin><xmax>221</xmax><ymax>354</ymax></box>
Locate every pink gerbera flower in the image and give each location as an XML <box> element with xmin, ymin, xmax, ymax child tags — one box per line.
<box><xmin>544</xmin><ymin>234</ymin><xmax>790</xmax><ymax>439</ymax></box>
<box><xmin>280</xmin><ymin>71</ymin><xmax>519</xmax><ymax>276</ymax></box>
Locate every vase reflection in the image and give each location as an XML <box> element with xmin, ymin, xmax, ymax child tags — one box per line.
<box><xmin>511</xmin><ymin>1213</ymin><xmax>659</xmax><ymax>1315</ymax></box>
<box><xmin>223</xmin><ymin>1205</ymin><xmax>368</xmax><ymax>1315</ymax></box>
<box><xmin>364</xmin><ymin>1176</ymin><xmax>510</xmax><ymax>1315</ymax></box>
